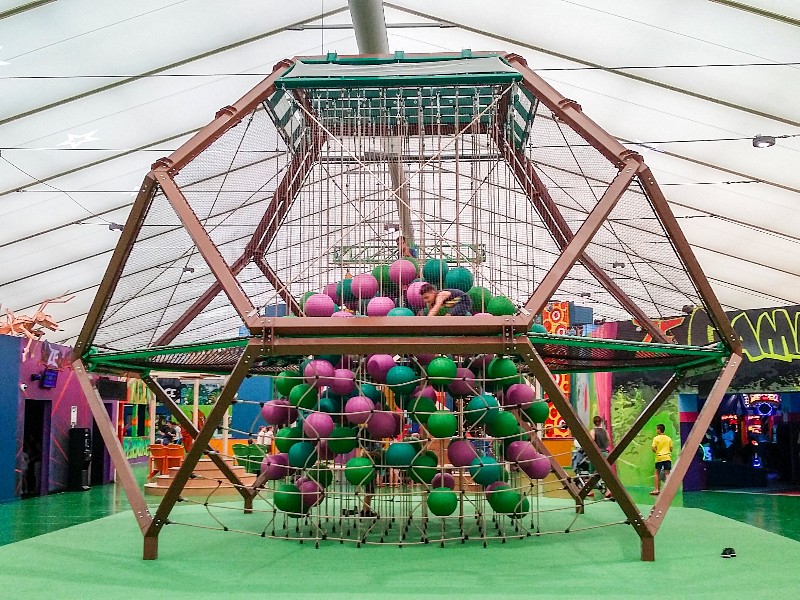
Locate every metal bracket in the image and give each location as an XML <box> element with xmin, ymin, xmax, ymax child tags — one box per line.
<box><xmin>502</xmin><ymin>318</ymin><xmax>516</xmax><ymax>354</ymax></box>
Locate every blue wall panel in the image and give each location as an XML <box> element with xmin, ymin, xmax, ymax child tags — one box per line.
<box><xmin>0</xmin><ymin>336</ymin><xmax>21</xmax><ymax>503</ymax></box>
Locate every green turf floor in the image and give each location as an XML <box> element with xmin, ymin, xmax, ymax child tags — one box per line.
<box><xmin>0</xmin><ymin>496</ymin><xmax>799</xmax><ymax>600</ymax></box>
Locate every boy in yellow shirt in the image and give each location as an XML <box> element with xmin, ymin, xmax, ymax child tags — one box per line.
<box><xmin>650</xmin><ymin>424</ymin><xmax>673</xmax><ymax>495</ymax></box>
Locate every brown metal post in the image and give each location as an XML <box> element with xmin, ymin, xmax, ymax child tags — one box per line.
<box><xmin>159</xmin><ymin>60</ymin><xmax>294</xmax><ymax>174</ymax></box>
<box><xmin>142</xmin><ymin>346</ymin><xmax>256</xmax><ymax>559</ymax></box>
<box><xmin>156</xmin><ymin>171</ymin><xmax>257</xmax><ymax>322</ymax></box>
<box><xmin>639</xmin><ymin>167</ymin><xmax>742</xmax><ymax>353</ymax></box>
<box><xmin>524</xmin><ymin>160</ymin><xmax>639</xmax><ymax>316</ymax></box>
<box><xmin>647</xmin><ymin>354</ymin><xmax>741</xmax><ymax>534</ymax></box>
<box><xmin>72</xmin><ymin>360</ymin><xmax>153</xmax><ymax>536</ymax></box>
<box><xmin>254</xmin><ymin>256</ymin><xmax>302</xmax><ymax>316</ymax></box>
<box><xmin>505</xmin><ymin>53</ymin><xmax>635</xmax><ymax>168</ymax></box>
<box><xmin>142</xmin><ymin>376</ymin><xmax>252</xmax><ymax>504</ymax></box>
<box><xmin>514</xmin><ymin>412</ymin><xmax>583</xmax><ymax>511</ymax></box>
<box><xmin>155</xmin><ymin>132</ymin><xmax>323</xmax><ymax>344</ymax></box>
<box><xmin>496</xmin><ymin>133</ymin><xmax>669</xmax><ymax>344</ymax></box>
<box><xmin>579</xmin><ymin>373</ymin><xmax>683</xmax><ymax>496</ymax></box>
<box><xmin>73</xmin><ymin>175</ymin><xmax>158</xmax><ymax>356</ymax></box>
<box><xmin>517</xmin><ymin>338</ymin><xmax>656</xmax><ymax>554</ymax></box>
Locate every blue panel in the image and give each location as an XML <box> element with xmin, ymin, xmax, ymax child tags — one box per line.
<box><xmin>230</xmin><ymin>376</ymin><xmax>272</xmax><ymax>440</ymax></box>
<box><xmin>0</xmin><ymin>336</ymin><xmax>21</xmax><ymax>503</ymax></box>
<box><xmin>568</xmin><ymin>302</ymin><xmax>594</xmax><ymax>326</ymax></box>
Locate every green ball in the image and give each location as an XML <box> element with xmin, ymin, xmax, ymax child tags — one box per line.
<box><xmin>274</xmin><ymin>426</ymin><xmax>302</xmax><ymax>453</ymax></box>
<box><xmin>427</xmin><ymin>487</ymin><xmax>458</xmax><ymax>516</ymax></box>
<box><xmin>289</xmin><ymin>383</ymin><xmax>318</xmax><ymax>409</ymax></box>
<box><xmin>299</xmin><ymin>290</ymin><xmax>315</xmax><ymax>309</ymax></box>
<box><xmin>422</xmin><ymin>259</ymin><xmax>449</xmax><ymax>287</ymax></box>
<box><xmin>318</xmin><ymin>395</ymin><xmax>341</xmax><ymax>414</ymax></box>
<box><xmin>307</xmin><ymin>463</ymin><xmax>333</xmax><ymax>488</ymax></box>
<box><xmin>385</xmin><ymin>365</ymin><xmax>418</xmax><ymax>396</ymax></box>
<box><xmin>344</xmin><ymin>456</ymin><xmax>375</xmax><ymax>487</ymax></box>
<box><xmin>288</xmin><ymin>441</ymin><xmax>317</xmax><ymax>469</ymax></box>
<box><xmin>502</xmin><ymin>426</ymin><xmax>527</xmax><ymax>449</ymax></box>
<box><xmin>385</xmin><ymin>442</ymin><xmax>417</xmax><ymax>468</ymax></box>
<box><xmin>274</xmin><ymin>483</ymin><xmax>303</xmax><ymax>515</ymax></box>
<box><xmin>487</xmin><ymin>295</ymin><xmax>516</xmax><ymax>316</ymax></box>
<box><xmin>408</xmin><ymin>396</ymin><xmax>437</xmax><ymax>425</ymax></box>
<box><xmin>444</xmin><ymin>266</ymin><xmax>474</xmax><ymax>292</ymax></box>
<box><xmin>336</xmin><ymin>278</ymin><xmax>355</xmax><ymax>302</ymax></box>
<box><xmin>358</xmin><ymin>383</ymin><xmax>383</xmax><ymax>404</ymax></box>
<box><xmin>426</xmin><ymin>356</ymin><xmax>457</xmax><ymax>388</ymax></box>
<box><xmin>486</xmin><ymin>483</ymin><xmax>510</xmax><ymax>510</ymax></box>
<box><xmin>467</xmin><ymin>286</ymin><xmax>492</xmax><ymax>313</ymax></box>
<box><xmin>388</xmin><ymin>307</ymin><xmax>415</xmax><ymax>317</ymax></box>
<box><xmin>465</xmin><ymin>394</ymin><xmax>500</xmax><ymax>426</ymax></box>
<box><xmin>487</xmin><ymin>411</ymin><xmax>519</xmax><ymax>438</ymax></box>
<box><xmin>469</xmin><ymin>456</ymin><xmax>503</xmax><ymax>486</ymax></box>
<box><xmin>487</xmin><ymin>357</ymin><xmax>518</xmax><ymax>389</ymax></box>
<box><xmin>372</xmin><ymin>264</ymin><xmax>393</xmax><ymax>289</ymax></box>
<box><xmin>327</xmin><ymin>426</ymin><xmax>358</xmax><ymax>455</ymax></box>
<box><xmin>488</xmin><ymin>486</ymin><xmax>523</xmax><ymax>514</ymax></box>
<box><xmin>275</xmin><ymin>370</ymin><xmax>301</xmax><ymax>397</ymax></box>
<box><xmin>409</xmin><ymin>452</ymin><xmax>438</xmax><ymax>484</ymax></box>
<box><xmin>524</xmin><ymin>401</ymin><xmax>550</xmax><ymax>424</ymax></box>
<box><xmin>529</xmin><ymin>323</ymin><xmax>548</xmax><ymax>334</ymax></box>
<box><xmin>426</xmin><ymin>410</ymin><xmax>457</xmax><ymax>438</ymax></box>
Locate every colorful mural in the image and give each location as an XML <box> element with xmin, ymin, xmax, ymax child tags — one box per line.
<box><xmin>542</xmin><ymin>302</ymin><xmax>572</xmax><ymax>438</ymax></box>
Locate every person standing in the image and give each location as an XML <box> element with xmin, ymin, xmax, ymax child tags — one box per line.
<box><xmin>589</xmin><ymin>415</ymin><xmax>613</xmax><ymax>499</ymax></box>
<box><xmin>651</xmin><ymin>424</ymin><xmax>673</xmax><ymax>495</ymax></box>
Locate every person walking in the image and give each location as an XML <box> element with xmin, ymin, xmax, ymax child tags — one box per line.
<box><xmin>651</xmin><ymin>424</ymin><xmax>673</xmax><ymax>495</ymax></box>
<box><xmin>589</xmin><ymin>415</ymin><xmax>614</xmax><ymax>499</ymax></box>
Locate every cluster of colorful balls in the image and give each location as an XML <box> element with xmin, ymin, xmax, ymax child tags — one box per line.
<box><xmin>297</xmin><ymin>259</ymin><xmax>517</xmax><ymax>318</ymax></box>
<box><xmin>259</xmin><ymin>350</ymin><xmax>553</xmax><ymax>519</ymax></box>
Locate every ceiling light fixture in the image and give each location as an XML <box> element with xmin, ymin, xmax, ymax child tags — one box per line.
<box><xmin>752</xmin><ymin>135</ymin><xmax>776</xmax><ymax>148</ymax></box>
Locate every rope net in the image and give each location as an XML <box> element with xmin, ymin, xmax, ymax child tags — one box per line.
<box><xmin>154</xmin><ymin>356</ymin><xmax>627</xmax><ymax>547</ymax></box>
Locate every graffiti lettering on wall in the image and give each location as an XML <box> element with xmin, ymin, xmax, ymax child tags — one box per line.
<box><xmin>122</xmin><ymin>436</ymin><xmax>150</xmax><ymax>459</ymax></box>
<box><xmin>617</xmin><ymin>304</ymin><xmax>800</xmax><ymax>388</ymax></box>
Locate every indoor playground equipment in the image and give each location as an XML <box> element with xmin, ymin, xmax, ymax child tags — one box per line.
<box><xmin>71</xmin><ymin>51</ymin><xmax>741</xmax><ymax>561</ymax></box>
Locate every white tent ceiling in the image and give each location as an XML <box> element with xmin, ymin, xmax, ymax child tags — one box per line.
<box><xmin>1</xmin><ymin>0</ymin><xmax>799</xmax><ymax>345</ymax></box>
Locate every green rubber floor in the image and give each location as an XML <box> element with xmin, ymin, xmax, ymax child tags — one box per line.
<box><xmin>1</xmin><ymin>495</ymin><xmax>799</xmax><ymax>600</ymax></box>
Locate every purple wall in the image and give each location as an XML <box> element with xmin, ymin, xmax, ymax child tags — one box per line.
<box><xmin>3</xmin><ymin>336</ymin><xmax>117</xmax><ymax>496</ymax></box>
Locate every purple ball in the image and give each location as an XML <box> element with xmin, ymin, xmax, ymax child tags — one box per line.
<box><xmin>485</xmin><ymin>480</ymin><xmax>507</xmax><ymax>494</ymax></box>
<box><xmin>431</xmin><ymin>472</ymin><xmax>455</xmax><ymax>490</ymax></box>
<box><xmin>303</xmin><ymin>359</ymin><xmax>335</xmax><ymax>389</ymax></box>
<box><xmin>503</xmin><ymin>383</ymin><xmax>535</xmax><ymax>409</ymax></box>
<box><xmin>366</xmin><ymin>354</ymin><xmax>396</xmax><ymax>383</ymax></box>
<box><xmin>303</xmin><ymin>412</ymin><xmax>335</xmax><ymax>439</ymax></box>
<box><xmin>299</xmin><ymin>480</ymin><xmax>324</xmax><ymax>508</ymax></box>
<box><xmin>406</xmin><ymin>281</ymin><xmax>428</xmax><ymax>309</ymax></box>
<box><xmin>506</xmin><ymin>440</ymin><xmax>536</xmax><ymax>464</ymax></box>
<box><xmin>473</xmin><ymin>312</ymin><xmax>493</xmax><ymax>318</ymax></box>
<box><xmin>345</xmin><ymin>395</ymin><xmax>374</xmax><ymax>425</ymax></box>
<box><xmin>471</xmin><ymin>353</ymin><xmax>495</xmax><ymax>368</ymax></box>
<box><xmin>317</xmin><ymin>439</ymin><xmax>334</xmax><ymax>461</ymax></box>
<box><xmin>367</xmin><ymin>296</ymin><xmax>395</xmax><ymax>316</ymax></box>
<box><xmin>261</xmin><ymin>399</ymin><xmax>291</xmax><ymax>427</ymax></box>
<box><xmin>323</xmin><ymin>283</ymin><xmax>339</xmax><ymax>303</ymax></box>
<box><xmin>261</xmin><ymin>453</ymin><xmax>289</xmax><ymax>480</ymax></box>
<box><xmin>447</xmin><ymin>367</ymin><xmax>476</xmax><ymax>397</ymax></box>
<box><xmin>447</xmin><ymin>439</ymin><xmax>479</xmax><ymax>467</ymax></box>
<box><xmin>412</xmin><ymin>385</ymin><xmax>437</xmax><ymax>400</ymax></box>
<box><xmin>332</xmin><ymin>310</ymin><xmax>354</xmax><ymax>318</ymax></box>
<box><xmin>389</xmin><ymin>259</ymin><xmax>418</xmax><ymax>286</ymax></box>
<box><xmin>330</xmin><ymin>368</ymin><xmax>356</xmax><ymax>396</ymax></box>
<box><xmin>520</xmin><ymin>452</ymin><xmax>551</xmax><ymax>479</ymax></box>
<box><xmin>304</xmin><ymin>293</ymin><xmax>335</xmax><ymax>317</ymax></box>
<box><xmin>367</xmin><ymin>411</ymin><xmax>398</xmax><ymax>438</ymax></box>
<box><xmin>414</xmin><ymin>354</ymin><xmax>436</xmax><ymax>366</ymax></box>
<box><xmin>351</xmin><ymin>273</ymin><xmax>379</xmax><ymax>299</ymax></box>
